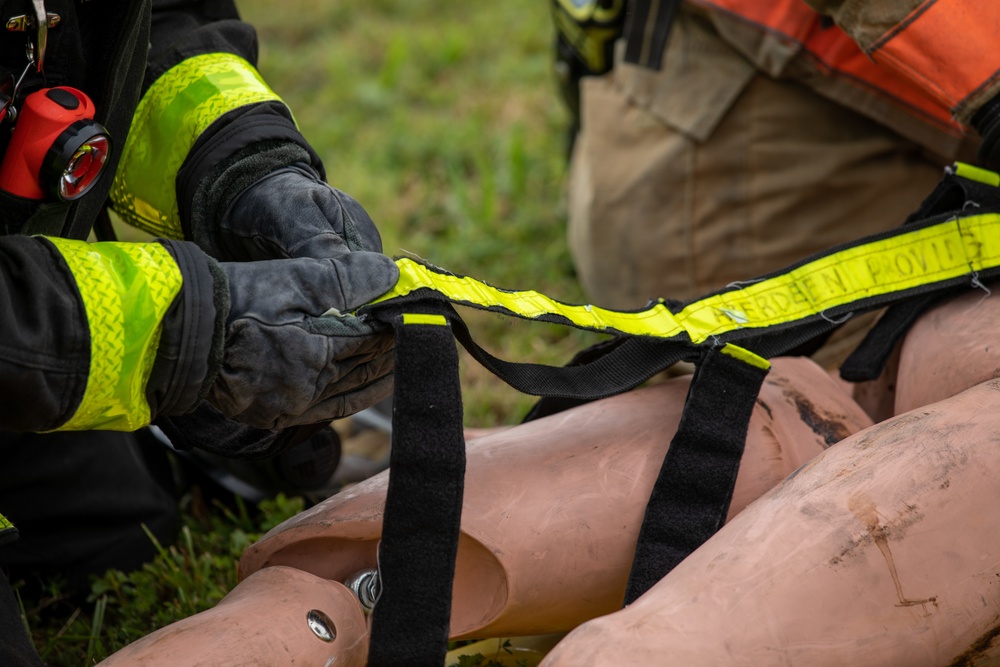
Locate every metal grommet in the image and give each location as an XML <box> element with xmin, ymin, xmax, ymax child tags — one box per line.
<box><xmin>343</xmin><ymin>569</ymin><xmax>381</xmax><ymax>614</ymax></box>
<box><xmin>306</xmin><ymin>609</ymin><xmax>337</xmax><ymax>642</ymax></box>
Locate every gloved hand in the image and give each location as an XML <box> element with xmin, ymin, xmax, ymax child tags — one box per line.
<box><xmin>207</xmin><ymin>163</ymin><xmax>385</xmax><ymax>263</ymax></box>
<box><xmin>172</xmin><ymin>153</ymin><xmax>398</xmax><ymax>458</ymax></box>
<box><xmin>208</xmin><ymin>251</ymin><xmax>397</xmax><ymax>430</ymax></box>
<box><xmin>153</xmin><ymin>240</ymin><xmax>398</xmax><ymax>438</ymax></box>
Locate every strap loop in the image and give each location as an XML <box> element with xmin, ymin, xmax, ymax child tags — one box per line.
<box><xmin>368</xmin><ymin>304</ymin><xmax>465</xmax><ymax>667</ymax></box>
<box><xmin>624</xmin><ymin>344</ymin><xmax>769</xmax><ymax>603</ymax></box>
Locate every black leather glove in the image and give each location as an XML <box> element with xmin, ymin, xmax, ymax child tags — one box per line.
<box><xmin>153</xmin><ymin>240</ymin><xmax>397</xmax><ymax>443</ymax></box>
<box><xmin>973</xmin><ymin>95</ymin><xmax>1000</xmax><ymax>170</ymax></box>
<box><xmin>204</xmin><ymin>162</ymin><xmax>385</xmax><ymax>263</ymax></box>
<box><xmin>170</xmin><ymin>155</ymin><xmax>398</xmax><ymax>458</ymax></box>
<box><xmin>208</xmin><ymin>250</ymin><xmax>396</xmax><ymax>430</ymax></box>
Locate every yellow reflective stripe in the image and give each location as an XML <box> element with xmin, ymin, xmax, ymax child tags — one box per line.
<box><xmin>374</xmin><ymin>212</ymin><xmax>1000</xmax><ymax>345</ymax></box>
<box><xmin>721</xmin><ymin>344</ymin><xmax>770</xmax><ymax>371</ymax></box>
<box><xmin>0</xmin><ymin>512</ymin><xmax>12</xmax><ymax>532</ymax></box>
<box><xmin>110</xmin><ymin>53</ymin><xmax>284</xmax><ymax>239</ymax></box>
<box><xmin>954</xmin><ymin>162</ymin><xmax>1000</xmax><ymax>187</ymax></box>
<box><xmin>402</xmin><ymin>313</ymin><xmax>447</xmax><ymax>326</ymax></box>
<box><xmin>47</xmin><ymin>238</ymin><xmax>183</xmax><ymax>432</ymax></box>
<box><xmin>371</xmin><ymin>258</ymin><xmax>687</xmax><ymax>338</ymax></box>
<box><xmin>677</xmin><ymin>212</ymin><xmax>1000</xmax><ymax>342</ymax></box>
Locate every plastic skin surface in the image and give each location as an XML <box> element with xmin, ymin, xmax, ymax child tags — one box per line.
<box><xmin>541</xmin><ymin>378</ymin><xmax>1000</xmax><ymax>666</ymax></box>
<box><xmin>239</xmin><ymin>357</ymin><xmax>871</xmax><ymax>639</ymax></box>
<box><xmin>895</xmin><ymin>288</ymin><xmax>1000</xmax><ymax>414</ymax></box>
<box><xmin>96</xmin><ymin>566</ymin><xmax>368</xmax><ymax>666</ymax></box>
<box><xmin>539</xmin><ymin>290</ymin><xmax>1000</xmax><ymax>666</ymax></box>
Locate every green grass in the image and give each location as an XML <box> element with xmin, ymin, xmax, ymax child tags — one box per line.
<box><xmin>20</xmin><ymin>0</ymin><xmax>603</xmax><ymax>663</ymax></box>
<box><xmin>20</xmin><ymin>495</ymin><xmax>305</xmax><ymax>665</ymax></box>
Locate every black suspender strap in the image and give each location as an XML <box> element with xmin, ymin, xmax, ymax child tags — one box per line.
<box><xmin>623</xmin><ymin>0</ymin><xmax>682</xmax><ymax>70</ymax></box>
<box><xmin>367</xmin><ymin>306</ymin><xmax>466</xmax><ymax>667</ymax></box>
<box><xmin>624</xmin><ymin>344</ymin><xmax>769</xmax><ymax>603</ymax></box>
<box><xmin>839</xmin><ymin>292</ymin><xmax>944</xmax><ymax>381</ymax></box>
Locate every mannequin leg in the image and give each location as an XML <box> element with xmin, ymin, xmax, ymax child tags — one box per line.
<box><xmin>241</xmin><ymin>357</ymin><xmax>872</xmax><ymax>639</ymax></box>
<box><xmin>541</xmin><ymin>379</ymin><xmax>1000</xmax><ymax>666</ymax></box>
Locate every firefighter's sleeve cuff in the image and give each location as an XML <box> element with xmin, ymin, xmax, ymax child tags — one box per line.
<box><xmin>174</xmin><ymin>97</ymin><xmax>326</xmax><ymax>250</ymax></box>
<box><xmin>109</xmin><ymin>52</ymin><xmax>290</xmax><ymax>240</ymax></box>
<box><xmin>147</xmin><ymin>240</ymin><xmax>227</xmax><ymax>419</ymax></box>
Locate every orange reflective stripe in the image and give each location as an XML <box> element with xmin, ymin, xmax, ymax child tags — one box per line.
<box><xmin>869</xmin><ymin>0</ymin><xmax>1000</xmax><ymax>121</ymax></box>
<box><xmin>805</xmin><ymin>25</ymin><xmax>960</xmax><ymax>135</ymax></box>
<box><xmin>692</xmin><ymin>0</ymin><xmax>966</xmax><ymax>133</ymax></box>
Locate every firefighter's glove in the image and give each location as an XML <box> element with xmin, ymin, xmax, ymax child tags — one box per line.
<box><xmin>209</xmin><ymin>163</ymin><xmax>385</xmax><ymax>263</ymax></box>
<box><xmin>973</xmin><ymin>95</ymin><xmax>1000</xmax><ymax>171</ymax></box>
<box><xmin>204</xmin><ymin>250</ymin><xmax>397</xmax><ymax>431</ymax></box>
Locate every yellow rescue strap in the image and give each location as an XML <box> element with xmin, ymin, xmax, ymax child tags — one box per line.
<box><xmin>368</xmin><ymin>207</ymin><xmax>1000</xmax><ymax>347</ymax></box>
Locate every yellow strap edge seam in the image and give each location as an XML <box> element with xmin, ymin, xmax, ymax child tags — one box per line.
<box><xmin>721</xmin><ymin>344</ymin><xmax>771</xmax><ymax>370</ymax></box>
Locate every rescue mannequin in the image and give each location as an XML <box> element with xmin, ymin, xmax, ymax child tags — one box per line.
<box><xmin>540</xmin><ymin>288</ymin><xmax>1000</xmax><ymax>666</ymax></box>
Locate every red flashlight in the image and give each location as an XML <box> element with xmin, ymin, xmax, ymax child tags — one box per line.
<box><xmin>0</xmin><ymin>86</ymin><xmax>111</xmax><ymax>201</ymax></box>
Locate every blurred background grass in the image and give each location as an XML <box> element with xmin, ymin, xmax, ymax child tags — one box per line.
<box><xmin>22</xmin><ymin>0</ymin><xmax>602</xmax><ymax>663</ymax></box>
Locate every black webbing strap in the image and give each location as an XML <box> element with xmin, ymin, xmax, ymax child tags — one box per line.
<box><xmin>839</xmin><ymin>165</ymin><xmax>999</xmax><ymax>381</ymax></box>
<box><xmin>362</xmin><ymin>301</ymin><xmax>706</xmax><ymax>666</ymax></box>
<box><xmin>364</xmin><ymin>299</ymin><xmax>767</xmax><ymax>662</ymax></box>
<box><xmin>839</xmin><ymin>292</ymin><xmax>945</xmax><ymax>381</ymax></box>
<box><xmin>444</xmin><ymin>304</ymin><xmax>696</xmax><ymax>400</ymax></box>
<box><xmin>623</xmin><ymin>346</ymin><xmax>768</xmax><ymax>603</ymax></box>
<box><xmin>367</xmin><ymin>298</ymin><xmax>699</xmax><ymax>401</ymax></box>
<box><xmin>522</xmin><ymin>336</ymin><xmax>631</xmax><ymax>422</ymax></box>
<box><xmin>367</xmin><ymin>306</ymin><xmax>466</xmax><ymax>667</ymax></box>
<box><xmin>623</xmin><ymin>0</ymin><xmax>681</xmax><ymax>70</ymax></box>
